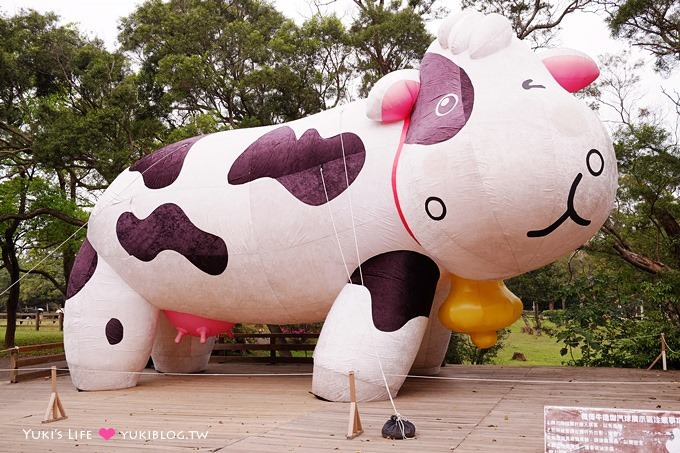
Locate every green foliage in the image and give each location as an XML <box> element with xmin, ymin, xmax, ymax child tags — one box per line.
<box><xmin>461</xmin><ymin>0</ymin><xmax>596</xmax><ymax>47</ymax></box>
<box><xmin>0</xmin><ymin>9</ymin><xmax>146</xmax><ymax>346</ymax></box>
<box><xmin>32</xmin><ymin>46</ymin><xmax>165</xmax><ymax>183</ymax></box>
<box><xmin>349</xmin><ymin>0</ymin><xmax>433</xmax><ymax>96</ymax></box>
<box><xmin>445</xmin><ymin>329</ymin><xmax>509</xmax><ymax>365</ymax></box>
<box><xmin>0</xmin><ymin>1</ymin><xmax>678</xmax><ymax>363</ymax></box>
<box><xmin>547</xmin><ymin>269</ymin><xmax>680</xmax><ymax>368</ymax></box>
<box><xmin>599</xmin><ymin>0</ymin><xmax>679</xmax><ymax>73</ymax></box>
<box><xmin>610</xmin><ymin>118</ymin><xmax>680</xmax><ymax>266</ymax></box>
<box><xmin>298</xmin><ymin>14</ymin><xmax>354</xmax><ymax>107</ymax></box>
<box><xmin>507</xmin><ymin>263</ymin><xmax>569</xmax><ymax>310</ymax></box>
<box><xmin>119</xmin><ymin>0</ymin><xmax>327</xmax><ymax>128</ymax></box>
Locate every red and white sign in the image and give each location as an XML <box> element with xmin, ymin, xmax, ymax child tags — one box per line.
<box><xmin>545</xmin><ymin>406</ymin><xmax>680</xmax><ymax>452</ymax></box>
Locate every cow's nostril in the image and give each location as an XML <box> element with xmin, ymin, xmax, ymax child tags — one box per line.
<box><xmin>425</xmin><ymin>196</ymin><xmax>447</xmax><ymax>221</ymax></box>
<box><xmin>586</xmin><ymin>149</ymin><xmax>604</xmax><ymax>176</ymax></box>
<box><xmin>105</xmin><ymin>318</ymin><xmax>124</xmax><ymax>345</ymax></box>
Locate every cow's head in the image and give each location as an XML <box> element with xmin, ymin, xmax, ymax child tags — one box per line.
<box><xmin>367</xmin><ymin>11</ymin><xmax>617</xmax><ymax>280</ymax></box>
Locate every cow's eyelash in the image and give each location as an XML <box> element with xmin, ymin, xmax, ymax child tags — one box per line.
<box><xmin>522</xmin><ymin>79</ymin><xmax>546</xmax><ymax>90</ymax></box>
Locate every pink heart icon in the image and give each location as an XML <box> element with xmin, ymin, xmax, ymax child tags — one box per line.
<box><xmin>98</xmin><ymin>427</ymin><xmax>116</xmax><ymax>440</ymax></box>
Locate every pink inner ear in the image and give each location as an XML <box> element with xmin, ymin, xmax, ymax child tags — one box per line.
<box><xmin>542</xmin><ymin>54</ymin><xmax>600</xmax><ymax>93</ymax></box>
<box><xmin>381</xmin><ymin>80</ymin><xmax>421</xmax><ymax>122</ymax></box>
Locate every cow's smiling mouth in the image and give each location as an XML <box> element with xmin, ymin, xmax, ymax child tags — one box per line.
<box><xmin>527</xmin><ymin>173</ymin><xmax>591</xmax><ymax>237</ymax></box>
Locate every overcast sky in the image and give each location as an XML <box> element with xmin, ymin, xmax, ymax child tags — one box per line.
<box><xmin>0</xmin><ymin>0</ymin><xmax>621</xmax><ymax>54</ymax></box>
<box><xmin>2</xmin><ymin>0</ymin><xmax>676</xmax><ymax>123</ymax></box>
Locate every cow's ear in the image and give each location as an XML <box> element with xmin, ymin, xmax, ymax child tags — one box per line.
<box><xmin>366</xmin><ymin>69</ymin><xmax>420</xmax><ymax>123</ymax></box>
<box><xmin>539</xmin><ymin>48</ymin><xmax>600</xmax><ymax>93</ymax></box>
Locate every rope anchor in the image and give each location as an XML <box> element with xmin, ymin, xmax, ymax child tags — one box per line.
<box><xmin>42</xmin><ymin>366</ymin><xmax>68</xmax><ymax>423</ymax></box>
<box><xmin>382</xmin><ymin>413</ymin><xmax>416</xmax><ymax>439</ymax></box>
<box><xmin>346</xmin><ymin>371</ymin><xmax>363</xmax><ymax>439</ymax></box>
<box><xmin>647</xmin><ymin>333</ymin><xmax>668</xmax><ymax>371</ymax></box>
<box><xmin>376</xmin><ymin>353</ymin><xmax>416</xmax><ymax>440</ymax></box>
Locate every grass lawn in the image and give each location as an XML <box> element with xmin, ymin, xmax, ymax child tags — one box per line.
<box><xmin>1</xmin><ymin>317</ymin><xmax>576</xmax><ymax>367</ymax></box>
<box><xmin>494</xmin><ymin>318</ymin><xmax>575</xmax><ymax>366</ymax></box>
<box><xmin>0</xmin><ymin>324</ymin><xmax>64</xmax><ymax>356</ymax></box>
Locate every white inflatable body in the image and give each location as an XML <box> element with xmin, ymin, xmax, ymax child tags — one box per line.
<box><xmin>64</xmin><ymin>11</ymin><xmax>617</xmax><ymax>401</ymax></box>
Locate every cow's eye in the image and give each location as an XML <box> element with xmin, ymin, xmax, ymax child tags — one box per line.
<box><xmin>425</xmin><ymin>196</ymin><xmax>447</xmax><ymax>221</ymax></box>
<box><xmin>435</xmin><ymin>93</ymin><xmax>459</xmax><ymax>117</ymax></box>
<box><xmin>586</xmin><ymin>149</ymin><xmax>604</xmax><ymax>176</ymax></box>
<box><xmin>522</xmin><ymin>79</ymin><xmax>545</xmax><ymax>90</ymax></box>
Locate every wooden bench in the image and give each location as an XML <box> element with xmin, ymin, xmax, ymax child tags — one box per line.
<box><xmin>211</xmin><ymin>332</ymin><xmax>318</xmax><ymax>364</ymax></box>
<box><xmin>5</xmin><ymin>342</ymin><xmax>67</xmax><ymax>383</ymax></box>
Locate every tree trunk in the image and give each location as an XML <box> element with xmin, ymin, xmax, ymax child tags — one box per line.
<box><xmin>652</xmin><ymin>207</ymin><xmax>680</xmax><ymax>263</ymax></box>
<box><xmin>533</xmin><ymin>302</ymin><xmax>542</xmax><ymax>336</ymax></box>
<box><xmin>521</xmin><ymin>313</ymin><xmax>534</xmax><ymax>334</ymax></box>
<box><xmin>62</xmin><ymin>243</ymin><xmax>76</xmax><ymax>295</ymax></box>
<box><xmin>2</xmin><ymin>233</ymin><xmax>20</xmax><ymax>348</ymax></box>
<box><xmin>603</xmin><ymin>221</ymin><xmax>667</xmax><ymax>274</ymax></box>
<box><xmin>266</xmin><ymin>324</ymin><xmax>291</xmax><ymax>358</ymax></box>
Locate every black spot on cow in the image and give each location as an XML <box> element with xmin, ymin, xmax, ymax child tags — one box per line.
<box><xmin>130</xmin><ymin>136</ymin><xmax>203</xmax><ymax>189</ymax></box>
<box><xmin>66</xmin><ymin>238</ymin><xmax>98</xmax><ymax>299</ymax></box>
<box><xmin>227</xmin><ymin>127</ymin><xmax>366</xmax><ymax>206</ymax></box>
<box><xmin>406</xmin><ymin>53</ymin><xmax>474</xmax><ymax>145</ymax></box>
<box><xmin>350</xmin><ymin>251</ymin><xmax>440</xmax><ymax>332</ymax></box>
<box><xmin>106</xmin><ymin>318</ymin><xmax>124</xmax><ymax>345</ymax></box>
<box><xmin>116</xmin><ymin>203</ymin><xmax>228</xmax><ymax>275</ymax></box>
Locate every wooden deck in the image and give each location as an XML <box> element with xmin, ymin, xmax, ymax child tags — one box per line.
<box><xmin>1</xmin><ymin>362</ymin><xmax>678</xmax><ymax>452</ymax></box>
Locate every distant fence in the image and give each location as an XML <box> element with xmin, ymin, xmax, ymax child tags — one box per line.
<box><xmin>211</xmin><ymin>332</ymin><xmax>318</xmax><ymax>364</ymax></box>
<box><xmin>3</xmin><ymin>342</ymin><xmax>67</xmax><ymax>383</ymax></box>
<box><xmin>0</xmin><ymin>312</ymin><xmax>64</xmax><ymax>331</ymax></box>
<box><xmin>1</xmin><ymin>331</ymin><xmax>317</xmax><ymax>384</ymax></box>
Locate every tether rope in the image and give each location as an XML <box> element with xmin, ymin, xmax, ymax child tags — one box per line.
<box><xmin>376</xmin><ymin>353</ymin><xmax>412</xmax><ymax>440</ymax></box>
<box><xmin>663</xmin><ymin>336</ymin><xmax>678</xmax><ymax>354</ymax></box>
<box><xmin>320</xmin><ymin>167</ymin><xmax>352</xmax><ymax>281</ymax></box>
<box><xmin>337</xmin><ymin>109</ymin><xmax>364</xmax><ymax>286</ymax></box>
<box><xmin>0</xmin><ymin>137</ymin><xmax>199</xmax><ymax>298</ymax></box>
<box><xmin>0</xmin><ymin>367</ymin><xmax>678</xmax><ymax>385</ymax></box>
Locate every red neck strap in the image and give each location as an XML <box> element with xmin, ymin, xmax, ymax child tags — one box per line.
<box><xmin>391</xmin><ymin>118</ymin><xmax>420</xmax><ymax>245</ymax></box>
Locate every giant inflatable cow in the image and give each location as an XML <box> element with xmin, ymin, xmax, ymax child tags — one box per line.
<box><xmin>64</xmin><ymin>11</ymin><xmax>617</xmax><ymax>401</ymax></box>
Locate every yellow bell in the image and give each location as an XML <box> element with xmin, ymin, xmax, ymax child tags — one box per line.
<box><xmin>438</xmin><ymin>275</ymin><xmax>523</xmax><ymax>349</ymax></box>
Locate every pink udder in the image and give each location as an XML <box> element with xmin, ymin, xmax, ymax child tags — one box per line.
<box><xmin>163</xmin><ymin>310</ymin><xmax>235</xmax><ymax>344</ymax></box>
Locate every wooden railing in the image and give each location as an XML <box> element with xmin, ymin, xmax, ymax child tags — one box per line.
<box><xmin>2</xmin><ymin>332</ymin><xmax>317</xmax><ymax>383</ymax></box>
<box><xmin>0</xmin><ymin>312</ymin><xmax>64</xmax><ymax>331</ymax></box>
<box><xmin>4</xmin><ymin>342</ymin><xmax>67</xmax><ymax>383</ymax></box>
<box><xmin>211</xmin><ymin>332</ymin><xmax>318</xmax><ymax>364</ymax></box>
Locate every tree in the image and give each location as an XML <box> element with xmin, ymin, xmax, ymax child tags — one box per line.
<box><xmin>548</xmin><ymin>265</ymin><xmax>680</xmax><ymax>368</ymax></box>
<box><xmin>119</xmin><ymin>0</ymin><xmax>332</xmax><ymax>128</ymax></box>
<box><xmin>0</xmin><ymin>10</ymin><xmax>83</xmax><ymax>347</ymax></box>
<box><xmin>595</xmin><ymin>0</ymin><xmax>680</xmax><ymax>73</ymax></box>
<box><xmin>0</xmin><ymin>10</ymin><xmax>159</xmax><ymax>347</ymax></box>
<box><xmin>348</xmin><ymin>0</ymin><xmax>434</xmax><ymax>96</ymax></box>
<box><xmin>0</xmin><ymin>170</ymin><xmax>86</xmax><ymax>348</ymax></box>
<box><xmin>507</xmin><ymin>262</ymin><xmax>573</xmax><ymax>334</ymax></box>
<box><xmin>33</xmin><ymin>46</ymin><xmax>163</xmax><ymax>185</ymax></box>
<box><xmin>298</xmin><ymin>14</ymin><xmax>355</xmax><ymax>108</ymax></box>
<box><xmin>445</xmin><ymin>329</ymin><xmax>509</xmax><ymax>364</ymax></box>
<box><xmin>592</xmin><ymin>51</ymin><xmax>680</xmax><ymax>274</ymax></box>
<box><xmin>463</xmin><ymin>1</ymin><xmax>679</xmax><ymax>366</ymax></box>
<box><xmin>594</xmin><ymin>0</ymin><xmax>680</xmax><ymax>136</ymax></box>
<box><xmin>547</xmin><ymin>47</ymin><xmax>680</xmax><ymax>368</ymax></box>
<box><xmin>461</xmin><ymin>0</ymin><xmax>597</xmax><ymax>47</ymax></box>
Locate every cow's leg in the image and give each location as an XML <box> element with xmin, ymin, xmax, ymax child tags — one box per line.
<box><xmin>312</xmin><ymin>251</ymin><xmax>440</xmax><ymax>402</ymax></box>
<box><xmin>151</xmin><ymin>311</ymin><xmax>215</xmax><ymax>373</ymax></box>
<box><xmin>410</xmin><ymin>280</ymin><xmax>452</xmax><ymax>375</ymax></box>
<box><xmin>64</xmin><ymin>241</ymin><xmax>159</xmax><ymax>390</ymax></box>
